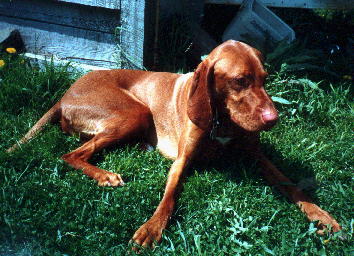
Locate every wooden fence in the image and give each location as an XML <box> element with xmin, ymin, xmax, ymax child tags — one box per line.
<box><xmin>0</xmin><ymin>0</ymin><xmax>157</xmax><ymax>70</ymax></box>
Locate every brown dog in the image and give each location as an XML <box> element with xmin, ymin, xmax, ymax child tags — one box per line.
<box><xmin>8</xmin><ymin>40</ymin><xmax>340</xmax><ymax>248</ymax></box>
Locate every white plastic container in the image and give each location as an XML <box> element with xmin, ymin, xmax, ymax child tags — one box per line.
<box><xmin>222</xmin><ymin>0</ymin><xmax>295</xmax><ymax>50</ymax></box>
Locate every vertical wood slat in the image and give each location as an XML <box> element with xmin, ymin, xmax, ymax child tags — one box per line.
<box><xmin>119</xmin><ymin>0</ymin><xmax>146</xmax><ymax>69</ymax></box>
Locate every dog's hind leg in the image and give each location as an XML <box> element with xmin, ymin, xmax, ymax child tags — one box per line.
<box><xmin>62</xmin><ymin>110</ymin><xmax>152</xmax><ymax>186</ymax></box>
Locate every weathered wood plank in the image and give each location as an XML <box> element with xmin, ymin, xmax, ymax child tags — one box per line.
<box><xmin>0</xmin><ymin>0</ymin><xmax>155</xmax><ymax>70</ymax></box>
<box><xmin>0</xmin><ymin>16</ymin><xmax>120</xmax><ymax>68</ymax></box>
<box><xmin>57</xmin><ymin>0</ymin><xmax>120</xmax><ymax>9</ymax></box>
<box><xmin>25</xmin><ymin>53</ymin><xmax>111</xmax><ymax>73</ymax></box>
<box><xmin>206</xmin><ymin>0</ymin><xmax>353</xmax><ymax>9</ymax></box>
<box><xmin>0</xmin><ymin>0</ymin><xmax>120</xmax><ymax>34</ymax></box>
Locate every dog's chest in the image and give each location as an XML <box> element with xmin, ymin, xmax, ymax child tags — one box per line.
<box><xmin>151</xmin><ymin>74</ymin><xmax>193</xmax><ymax>160</ymax></box>
<box><xmin>152</xmin><ymin>112</ymin><xmax>180</xmax><ymax>160</ymax></box>
<box><xmin>156</xmin><ymin>136</ymin><xmax>178</xmax><ymax>160</ymax></box>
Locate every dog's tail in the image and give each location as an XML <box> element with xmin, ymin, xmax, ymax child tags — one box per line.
<box><xmin>6</xmin><ymin>102</ymin><xmax>61</xmax><ymax>153</ymax></box>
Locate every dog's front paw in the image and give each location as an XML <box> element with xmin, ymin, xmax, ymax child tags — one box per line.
<box><xmin>131</xmin><ymin>219</ymin><xmax>163</xmax><ymax>250</ymax></box>
<box><xmin>97</xmin><ymin>172</ymin><xmax>124</xmax><ymax>187</ymax></box>
<box><xmin>302</xmin><ymin>202</ymin><xmax>341</xmax><ymax>234</ymax></box>
<box><xmin>314</xmin><ymin>209</ymin><xmax>341</xmax><ymax>235</ymax></box>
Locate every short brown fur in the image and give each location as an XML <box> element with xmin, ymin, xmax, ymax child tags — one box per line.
<box><xmin>7</xmin><ymin>40</ymin><xmax>341</xmax><ymax>249</ymax></box>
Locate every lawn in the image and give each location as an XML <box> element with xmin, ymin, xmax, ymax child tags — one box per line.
<box><xmin>0</xmin><ymin>13</ymin><xmax>353</xmax><ymax>256</ymax></box>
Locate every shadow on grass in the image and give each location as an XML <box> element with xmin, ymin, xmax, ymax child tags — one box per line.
<box><xmin>189</xmin><ymin>141</ymin><xmax>322</xmax><ymax>205</ymax></box>
<box><xmin>56</xmin><ymin>133</ymin><xmax>325</xmax><ymax>208</ymax></box>
<box><xmin>7</xmin><ymin>123</ymin><xmax>326</xmax><ymax>209</ymax></box>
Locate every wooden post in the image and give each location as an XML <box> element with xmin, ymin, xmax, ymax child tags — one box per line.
<box><xmin>119</xmin><ymin>0</ymin><xmax>145</xmax><ymax>69</ymax></box>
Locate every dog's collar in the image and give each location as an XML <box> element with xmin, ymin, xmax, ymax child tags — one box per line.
<box><xmin>210</xmin><ymin>108</ymin><xmax>220</xmax><ymax>140</ymax></box>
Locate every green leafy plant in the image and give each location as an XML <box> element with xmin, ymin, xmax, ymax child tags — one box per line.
<box><xmin>265</xmin><ymin>40</ymin><xmax>338</xmax><ymax>79</ymax></box>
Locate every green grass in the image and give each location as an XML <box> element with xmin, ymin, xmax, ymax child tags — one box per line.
<box><xmin>0</xmin><ymin>52</ymin><xmax>353</xmax><ymax>256</ymax></box>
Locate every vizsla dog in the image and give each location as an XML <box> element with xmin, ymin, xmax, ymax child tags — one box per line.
<box><xmin>8</xmin><ymin>40</ymin><xmax>341</xmax><ymax>248</ymax></box>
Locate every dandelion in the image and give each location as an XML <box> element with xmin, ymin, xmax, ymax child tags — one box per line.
<box><xmin>342</xmin><ymin>75</ymin><xmax>352</xmax><ymax>80</ymax></box>
<box><xmin>6</xmin><ymin>47</ymin><xmax>17</xmax><ymax>54</ymax></box>
<box><xmin>0</xmin><ymin>59</ymin><xmax>5</xmax><ymax>67</ymax></box>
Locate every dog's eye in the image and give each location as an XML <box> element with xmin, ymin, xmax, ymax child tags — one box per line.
<box><xmin>231</xmin><ymin>77</ymin><xmax>248</xmax><ymax>89</ymax></box>
<box><xmin>228</xmin><ymin>76</ymin><xmax>251</xmax><ymax>90</ymax></box>
<box><xmin>237</xmin><ymin>77</ymin><xmax>247</xmax><ymax>87</ymax></box>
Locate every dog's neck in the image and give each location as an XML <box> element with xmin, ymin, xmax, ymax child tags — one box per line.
<box><xmin>209</xmin><ymin>108</ymin><xmax>220</xmax><ymax>140</ymax></box>
<box><xmin>210</xmin><ymin>109</ymin><xmax>258</xmax><ymax>140</ymax></box>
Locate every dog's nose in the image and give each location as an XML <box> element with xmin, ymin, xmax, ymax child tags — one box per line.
<box><xmin>262</xmin><ymin>109</ymin><xmax>278</xmax><ymax>126</ymax></box>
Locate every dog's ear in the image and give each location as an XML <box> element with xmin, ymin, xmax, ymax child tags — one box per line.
<box><xmin>187</xmin><ymin>60</ymin><xmax>215</xmax><ymax>130</ymax></box>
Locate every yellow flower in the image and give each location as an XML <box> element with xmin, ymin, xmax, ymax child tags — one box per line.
<box><xmin>323</xmin><ymin>239</ymin><xmax>330</xmax><ymax>244</ymax></box>
<box><xmin>0</xmin><ymin>59</ymin><xmax>5</xmax><ymax>67</ymax></box>
<box><xmin>6</xmin><ymin>47</ymin><xmax>17</xmax><ymax>54</ymax></box>
<box><xmin>342</xmin><ymin>75</ymin><xmax>352</xmax><ymax>80</ymax></box>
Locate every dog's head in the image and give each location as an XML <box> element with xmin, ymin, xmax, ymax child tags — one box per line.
<box><xmin>188</xmin><ymin>40</ymin><xmax>278</xmax><ymax>132</ymax></box>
